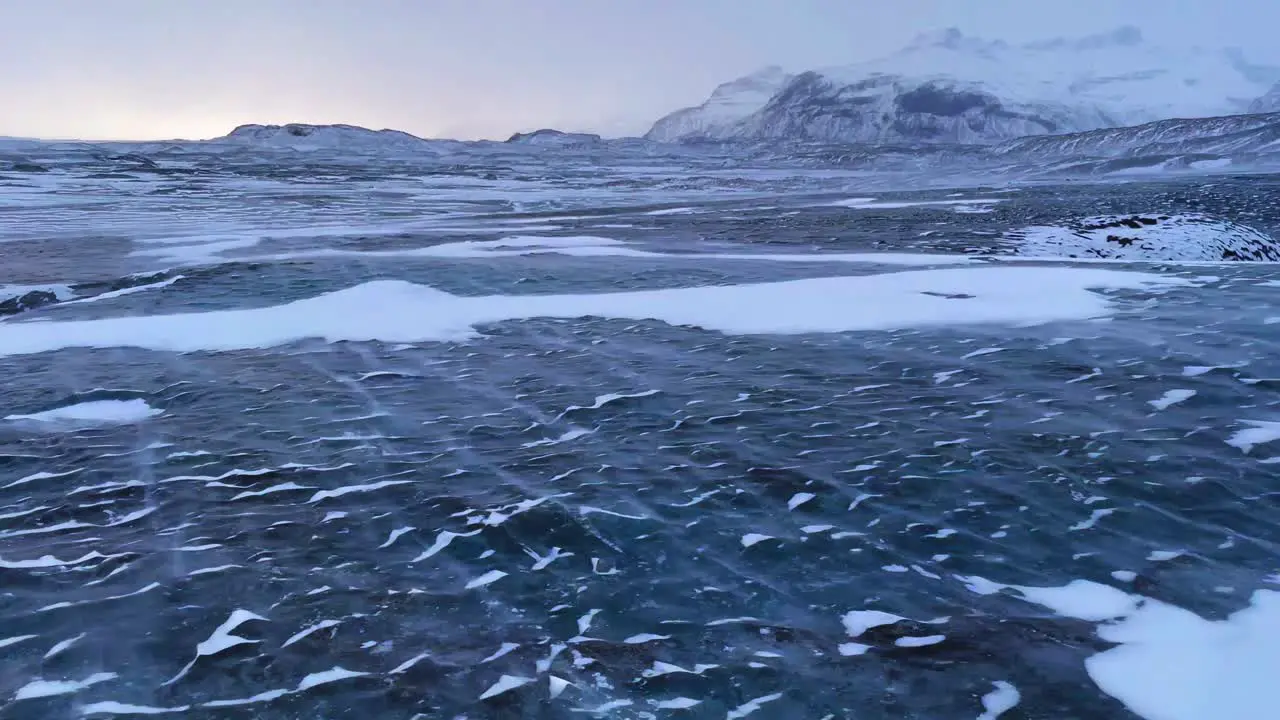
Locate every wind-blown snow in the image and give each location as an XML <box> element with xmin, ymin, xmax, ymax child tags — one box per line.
<box><xmin>0</xmin><ymin>267</ymin><xmax>1184</xmax><ymax>359</ymax></box>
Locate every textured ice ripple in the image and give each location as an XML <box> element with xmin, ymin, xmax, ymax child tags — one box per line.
<box><xmin>1</xmin><ymin>287</ymin><xmax>1278</xmax><ymax>718</ymax></box>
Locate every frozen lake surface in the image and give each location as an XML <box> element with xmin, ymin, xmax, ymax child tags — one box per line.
<box><xmin>1</xmin><ymin>145</ymin><xmax>1279</xmax><ymax>719</ymax></box>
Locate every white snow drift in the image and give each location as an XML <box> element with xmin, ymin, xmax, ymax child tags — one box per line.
<box><xmin>5</xmin><ymin>400</ymin><xmax>162</xmax><ymax>426</ymax></box>
<box><xmin>0</xmin><ymin>267</ymin><xmax>1184</xmax><ymax>359</ymax></box>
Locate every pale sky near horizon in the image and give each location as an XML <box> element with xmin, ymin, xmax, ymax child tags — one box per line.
<box><xmin>2</xmin><ymin>0</ymin><xmax>1278</xmax><ymax>141</ymax></box>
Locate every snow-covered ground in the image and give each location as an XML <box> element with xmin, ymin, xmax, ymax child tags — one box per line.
<box><xmin>1005</xmin><ymin>213</ymin><xmax>1280</xmax><ymax>261</ymax></box>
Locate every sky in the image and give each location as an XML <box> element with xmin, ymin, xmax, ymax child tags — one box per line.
<box><xmin>2</xmin><ymin>0</ymin><xmax>1279</xmax><ymax>142</ymax></box>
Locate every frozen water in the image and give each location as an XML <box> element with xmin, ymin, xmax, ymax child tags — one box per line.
<box><xmin>1</xmin><ymin>145</ymin><xmax>1278</xmax><ymax>719</ymax></box>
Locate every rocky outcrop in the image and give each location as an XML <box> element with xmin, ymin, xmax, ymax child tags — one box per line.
<box><xmin>0</xmin><ymin>285</ymin><xmax>73</xmax><ymax>317</ymax></box>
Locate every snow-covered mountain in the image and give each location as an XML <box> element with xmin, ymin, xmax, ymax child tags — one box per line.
<box><xmin>1251</xmin><ymin>83</ymin><xmax>1280</xmax><ymax>113</ymax></box>
<box><xmin>647</xmin><ymin>27</ymin><xmax>1280</xmax><ymax>145</ymax></box>
<box><xmin>213</xmin><ymin>123</ymin><xmax>434</xmax><ymax>151</ymax></box>
<box><xmin>646</xmin><ymin>66</ymin><xmax>793</xmax><ymax>142</ymax></box>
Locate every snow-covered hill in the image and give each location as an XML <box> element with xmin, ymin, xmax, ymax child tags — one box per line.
<box><xmin>646</xmin><ymin>66</ymin><xmax>793</xmax><ymax>142</ymax></box>
<box><xmin>1251</xmin><ymin>83</ymin><xmax>1280</xmax><ymax>113</ymax></box>
<box><xmin>994</xmin><ymin>112</ymin><xmax>1280</xmax><ymax>159</ymax></box>
<box><xmin>212</xmin><ymin>124</ymin><xmax>434</xmax><ymax>152</ymax></box>
<box><xmin>505</xmin><ymin>129</ymin><xmax>603</xmax><ymax>147</ymax></box>
<box><xmin>647</xmin><ymin>27</ymin><xmax>1280</xmax><ymax>145</ymax></box>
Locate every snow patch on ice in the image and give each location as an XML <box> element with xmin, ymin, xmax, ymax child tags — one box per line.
<box><xmin>165</xmin><ymin>609</ymin><xmax>267</xmax><ymax>686</ymax></box>
<box><xmin>843</xmin><ymin>610</ymin><xmax>907</xmax><ymax>636</ymax></box>
<box><xmin>0</xmin><ymin>267</ymin><xmax>1185</xmax><ymax>359</ymax></box>
<box><xmin>833</xmin><ymin>197</ymin><xmax>1006</xmax><ymax>210</ymax></box>
<box><xmin>726</xmin><ymin>692</ymin><xmax>784</xmax><ymax>719</ymax></box>
<box><xmin>479</xmin><ymin>674</ymin><xmax>534</xmax><ymax>700</ymax></box>
<box><xmin>1149</xmin><ymin>389</ymin><xmax>1196</xmax><ymax>410</ymax></box>
<box><xmin>1227</xmin><ymin>420</ymin><xmax>1280</xmax><ymax>453</ymax></box>
<box><xmin>653</xmin><ymin>697</ymin><xmax>701</xmax><ymax>709</ymax></box>
<box><xmin>295</xmin><ymin>667</ymin><xmax>367</xmax><ymax>691</ymax></box>
<box><xmin>959</xmin><ymin>574</ymin><xmax>1280</xmax><ymax>720</ymax></box>
<box><xmin>272</xmin><ymin>232</ymin><xmax>976</xmax><ymax>267</ymax></box>
<box><xmin>1089</xmin><ymin>591</ymin><xmax>1280</xmax><ymax>720</ymax></box>
<box><xmin>465</xmin><ymin>570</ymin><xmax>508</xmax><ymax>589</ymax></box>
<box><xmin>976</xmin><ymin>681</ymin><xmax>1021</xmax><ymax>720</ymax></box>
<box><xmin>1005</xmin><ymin>213</ymin><xmax>1280</xmax><ymax>262</ymax></box>
<box><xmin>895</xmin><ymin>634</ymin><xmax>946</xmax><ymax>647</ymax></box>
<box><xmin>5</xmin><ymin>399</ymin><xmax>162</xmax><ymax>426</ymax></box>
<box><xmin>14</xmin><ymin>672</ymin><xmax>117</xmax><ymax>700</ymax></box>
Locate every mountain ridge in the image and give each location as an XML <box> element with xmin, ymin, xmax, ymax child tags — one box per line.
<box><xmin>647</xmin><ymin>27</ymin><xmax>1280</xmax><ymax>145</ymax></box>
<box><xmin>646</xmin><ymin>66</ymin><xmax>794</xmax><ymax>143</ymax></box>
<box><xmin>1251</xmin><ymin>82</ymin><xmax>1280</xmax><ymax>113</ymax></box>
<box><xmin>993</xmin><ymin>110</ymin><xmax>1280</xmax><ymax>159</ymax></box>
